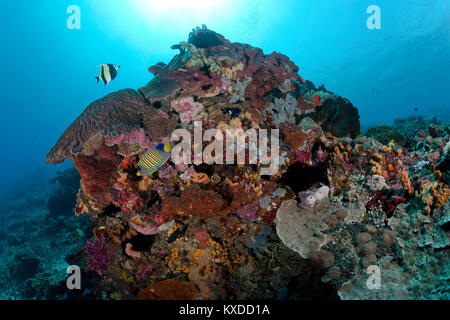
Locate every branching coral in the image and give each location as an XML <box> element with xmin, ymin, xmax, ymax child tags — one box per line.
<box><xmin>85</xmin><ymin>236</ymin><xmax>115</xmax><ymax>276</ymax></box>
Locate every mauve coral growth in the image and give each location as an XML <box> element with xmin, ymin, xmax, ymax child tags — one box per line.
<box><xmin>85</xmin><ymin>236</ymin><xmax>114</xmax><ymax>276</ymax></box>
<box><xmin>171</xmin><ymin>96</ymin><xmax>204</xmax><ymax>123</ymax></box>
<box><xmin>235</xmin><ymin>203</ymin><xmax>260</xmax><ymax>221</ymax></box>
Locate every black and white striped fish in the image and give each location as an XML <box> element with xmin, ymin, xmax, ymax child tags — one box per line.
<box><xmin>95</xmin><ymin>64</ymin><xmax>120</xmax><ymax>86</ymax></box>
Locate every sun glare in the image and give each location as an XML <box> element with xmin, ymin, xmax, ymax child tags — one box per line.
<box><xmin>135</xmin><ymin>0</ymin><xmax>225</xmax><ymax>12</ymax></box>
<box><xmin>127</xmin><ymin>0</ymin><xmax>237</xmax><ymax>37</ymax></box>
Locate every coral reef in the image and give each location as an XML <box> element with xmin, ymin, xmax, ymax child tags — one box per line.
<box><xmin>0</xmin><ymin>170</ymin><xmax>93</xmax><ymax>300</ymax></box>
<box><xmin>46</xmin><ymin>89</ymin><xmax>151</xmax><ymax>164</ymax></box>
<box><xmin>44</xmin><ymin>28</ymin><xmax>449</xmax><ymax>300</ymax></box>
<box><xmin>85</xmin><ymin>236</ymin><xmax>115</xmax><ymax>276</ymax></box>
<box><xmin>136</xmin><ymin>279</ymin><xmax>197</xmax><ymax>300</ymax></box>
<box><xmin>47</xmin><ymin>168</ymin><xmax>80</xmax><ymax>217</ymax></box>
<box><xmin>366</xmin><ymin>125</ymin><xmax>405</xmax><ymax>146</ymax></box>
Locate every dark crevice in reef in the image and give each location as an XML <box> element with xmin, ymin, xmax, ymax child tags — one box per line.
<box><xmin>124</xmin><ymin>166</ymin><xmax>140</xmax><ymax>178</ymax></box>
<box><xmin>281</xmin><ymin>162</ymin><xmax>328</xmax><ymax>196</ymax></box>
<box><xmin>152</xmin><ymin>101</ymin><xmax>162</xmax><ymax>109</ymax></box>
<box><xmin>440</xmin><ymin>221</ymin><xmax>450</xmax><ymax>233</ymax></box>
<box><xmin>99</xmin><ymin>204</ymin><xmax>121</xmax><ymax>217</ymax></box>
<box><xmin>65</xmin><ymin>248</ymin><xmax>88</xmax><ymax>269</ymax></box>
<box><xmin>145</xmin><ymin>191</ymin><xmax>162</xmax><ymax>209</ymax></box>
<box><xmin>10</xmin><ymin>255</ymin><xmax>42</xmax><ymax>282</ymax></box>
<box><xmin>170</xmin><ymin>183</ymin><xmax>182</xmax><ymax>198</ymax></box>
<box><xmin>311</xmin><ymin>141</ymin><xmax>326</xmax><ymax>156</ymax></box>
<box><xmin>221</xmin><ymin>186</ymin><xmax>235</xmax><ymax>207</ymax></box>
<box><xmin>202</xmin><ymin>84</ymin><xmax>213</xmax><ymax>91</ymax></box>
<box><xmin>194</xmin><ymin>163</ymin><xmax>216</xmax><ymax>176</ymax></box>
<box><xmin>47</xmin><ymin>167</ymin><xmax>80</xmax><ymax>218</ymax></box>
<box><xmin>126</xmin><ymin>234</ymin><xmax>155</xmax><ymax>253</ymax></box>
<box><xmin>265</xmin><ymin>87</ymin><xmax>283</xmax><ymax>100</ymax></box>
<box><xmin>285</xmin><ymin>260</ymin><xmax>339</xmax><ymax>300</ymax></box>
<box><xmin>437</xmin><ymin>154</ymin><xmax>449</xmax><ymax>184</ymax></box>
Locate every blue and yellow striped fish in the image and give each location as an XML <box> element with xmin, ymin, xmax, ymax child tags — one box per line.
<box><xmin>136</xmin><ymin>142</ymin><xmax>172</xmax><ymax>176</ymax></box>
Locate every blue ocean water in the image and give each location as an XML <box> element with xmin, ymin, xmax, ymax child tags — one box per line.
<box><xmin>0</xmin><ymin>0</ymin><xmax>448</xmax><ymax>300</ymax></box>
<box><xmin>0</xmin><ymin>0</ymin><xmax>449</xmax><ymax>195</ymax></box>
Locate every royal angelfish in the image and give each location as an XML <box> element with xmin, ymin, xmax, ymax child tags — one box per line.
<box><xmin>137</xmin><ymin>142</ymin><xmax>172</xmax><ymax>177</ymax></box>
<box><xmin>95</xmin><ymin>64</ymin><xmax>120</xmax><ymax>86</ymax></box>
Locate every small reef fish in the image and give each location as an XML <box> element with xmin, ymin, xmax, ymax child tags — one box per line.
<box><xmin>224</xmin><ymin>107</ymin><xmax>241</xmax><ymax>118</ymax></box>
<box><xmin>95</xmin><ymin>64</ymin><xmax>120</xmax><ymax>86</ymax></box>
<box><xmin>75</xmin><ymin>228</ymin><xmax>85</xmax><ymax>238</ymax></box>
<box><xmin>168</xmin><ymin>224</ymin><xmax>187</xmax><ymax>244</ymax></box>
<box><xmin>137</xmin><ymin>142</ymin><xmax>172</xmax><ymax>177</ymax></box>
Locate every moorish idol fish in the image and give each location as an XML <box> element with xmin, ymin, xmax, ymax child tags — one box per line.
<box><xmin>136</xmin><ymin>142</ymin><xmax>172</xmax><ymax>177</ymax></box>
<box><xmin>95</xmin><ymin>64</ymin><xmax>120</xmax><ymax>86</ymax></box>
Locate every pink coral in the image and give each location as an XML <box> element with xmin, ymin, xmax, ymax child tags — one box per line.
<box><xmin>129</xmin><ymin>218</ymin><xmax>174</xmax><ymax>235</ymax></box>
<box><xmin>294</xmin><ymin>149</ymin><xmax>312</xmax><ymax>165</ymax></box>
<box><xmin>125</xmin><ymin>243</ymin><xmax>142</xmax><ymax>259</ymax></box>
<box><xmin>235</xmin><ymin>46</ymin><xmax>303</xmax><ymax>84</ymax></box>
<box><xmin>179</xmin><ymin>165</ymin><xmax>196</xmax><ymax>181</ymax></box>
<box><xmin>194</xmin><ymin>231</ymin><xmax>209</xmax><ymax>249</ymax></box>
<box><xmin>106</xmin><ymin>128</ymin><xmax>151</xmax><ymax>150</ymax></box>
<box><xmin>158</xmin><ymin>165</ymin><xmax>178</xmax><ymax>179</ymax></box>
<box><xmin>111</xmin><ymin>184</ymin><xmax>142</xmax><ymax>213</ymax></box>
<box><xmin>176</xmin><ymin>163</ymin><xmax>188</xmax><ymax>172</ymax></box>
<box><xmin>151</xmin><ymin>179</ymin><xmax>174</xmax><ymax>195</ymax></box>
<box><xmin>85</xmin><ymin>236</ymin><xmax>114</xmax><ymax>276</ymax></box>
<box><xmin>171</xmin><ymin>96</ymin><xmax>204</xmax><ymax>123</ymax></box>
<box><xmin>236</xmin><ymin>203</ymin><xmax>259</xmax><ymax>221</ymax></box>
<box><xmin>220</xmin><ymin>77</ymin><xmax>230</xmax><ymax>93</ymax></box>
<box><xmin>153</xmin><ymin>215</ymin><xmax>164</xmax><ymax>226</ymax></box>
<box><xmin>148</xmin><ymin>65</ymin><xmax>223</xmax><ymax>97</ymax></box>
<box><xmin>315</xmin><ymin>146</ymin><xmax>325</xmax><ymax>164</ymax></box>
<box><xmin>136</xmin><ymin>262</ymin><xmax>155</xmax><ymax>281</ymax></box>
<box><xmin>156</xmin><ymin>110</ymin><xmax>169</xmax><ymax>119</ymax></box>
<box><xmin>426</xmin><ymin>151</ymin><xmax>441</xmax><ymax>163</ymax></box>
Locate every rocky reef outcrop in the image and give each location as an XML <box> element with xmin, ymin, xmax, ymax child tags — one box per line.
<box><xmin>47</xmin><ymin>168</ymin><xmax>81</xmax><ymax>218</ymax></box>
<box><xmin>0</xmin><ymin>169</ymin><xmax>92</xmax><ymax>299</ymax></box>
<box><xmin>46</xmin><ymin>28</ymin><xmax>448</xmax><ymax>300</ymax></box>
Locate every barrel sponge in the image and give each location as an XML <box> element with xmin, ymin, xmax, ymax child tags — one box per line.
<box><xmin>46</xmin><ymin>89</ymin><xmax>149</xmax><ymax>164</ymax></box>
<box><xmin>275</xmin><ymin>199</ymin><xmax>328</xmax><ymax>258</ymax></box>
